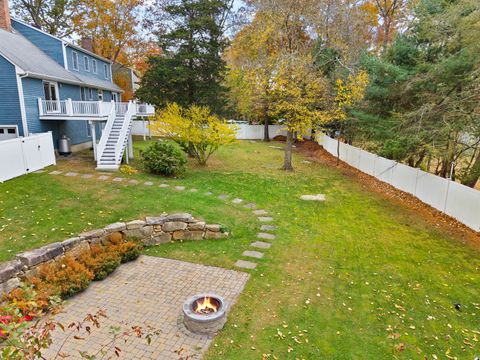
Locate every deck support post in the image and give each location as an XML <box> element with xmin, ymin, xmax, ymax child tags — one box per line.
<box><xmin>89</xmin><ymin>120</ymin><xmax>97</xmax><ymax>161</ymax></box>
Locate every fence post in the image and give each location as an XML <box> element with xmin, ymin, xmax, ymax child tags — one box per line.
<box><xmin>443</xmin><ymin>162</ymin><xmax>455</xmax><ymax>213</ymax></box>
<box><xmin>413</xmin><ymin>168</ymin><xmax>420</xmax><ymax>196</ymax></box>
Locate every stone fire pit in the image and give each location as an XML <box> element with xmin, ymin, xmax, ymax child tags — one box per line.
<box><xmin>183</xmin><ymin>293</ymin><xmax>228</xmax><ymax>335</ymax></box>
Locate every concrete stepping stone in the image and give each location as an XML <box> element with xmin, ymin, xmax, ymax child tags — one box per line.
<box><xmin>243</xmin><ymin>250</ymin><xmax>264</xmax><ymax>259</ymax></box>
<box><xmin>257</xmin><ymin>232</ymin><xmax>275</xmax><ymax>240</ymax></box>
<box><xmin>260</xmin><ymin>225</ymin><xmax>277</xmax><ymax>231</ymax></box>
<box><xmin>98</xmin><ymin>175</ymin><xmax>110</xmax><ymax>180</ymax></box>
<box><xmin>253</xmin><ymin>210</ymin><xmax>268</xmax><ymax>215</ymax></box>
<box><xmin>49</xmin><ymin>170</ymin><xmax>62</xmax><ymax>175</ymax></box>
<box><xmin>65</xmin><ymin>172</ymin><xmax>78</xmax><ymax>177</ymax></box>
<box><xmin>34</xmin><ymin>170</ymin><xmax>45</xmax><ymax>174</ymax></box>
<box><xmin>144</xmin><ymin>181</ymin><xmax>153</xmax><ymax>186</ymax></box>
<box><xmin>113</xmin><ymin>177</ymin><xmax>124</xmax><ymax>182</ymax></box>
<box><xmin>159</xmin><ymin>184</ymin><xmax>169</xmax><ymax>188</ymax></box>
<box><xmin>232</xmin><ymin>198</ymin><xmax>243</xmax><ymax>204</ymax></box>
<box><xmin>175</xmin><ymin>186</ymin><xmax>185</xmax><ymax>191</ymax></box>
<box><xmin>205</xmin><ymin>191</ymin><xmax>213</xmax><ymax>196</ymax></box>
<box><xmin>218</xmin><ymin>194</ymin><xmax>228</xmax><ymax>200</ymax></box>
<box><xmin>235</xmin><ymin>260</ymin><xmax>257</xmax><ymax>269</ymax></box>
<box><xmin>258</xmin><ymin>216</ymin><xmax>274</xmax><ymax>222</ymax></box>
<box><xmin>244</xmin><ymin>203</ymin><xmax>256</xmax><ymax>209</ymax></box>
<box><xmin>190</xmin><ymin>188</ymin><xmax>198</xmax><ymax>192</ymax></box>
<box><xmin>302</xmin><ymin>160</ymin><xmax>312</xmax><ymax>164</ymax></box>
<box><xmin>129</xmin><ymin>179</ymin><xmax>139</xmax><ymax>184</ymax></box>
<box><xmin>251</xmin><ymin>241</ymin><xmax>271</xmax><ymax>249</ymax></box>
<box><xmin>300</xmin><ymin>194</ymin><xmax>326</xmax><ymax>201</ymax></box>
<box><xmin>82</xmin><ymin>174</ymin><xmax>94</xmax><ymax>179</ymax></box>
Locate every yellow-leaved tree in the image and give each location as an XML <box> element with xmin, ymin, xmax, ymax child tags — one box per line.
<box><xmin>149</xmin><ymin>103</ymin><xmax>237</xmax><ymax>166</ymax></box>
<box><xmin>270</xmin><ymin>55</ymin><xmax>332</xmax><ymax>171</ymax></box>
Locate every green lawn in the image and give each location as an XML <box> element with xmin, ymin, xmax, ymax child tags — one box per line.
<box><xmin>1</xmin><ymin>140</ymin><xmax>479</xmax><ymax>359</ymax></box>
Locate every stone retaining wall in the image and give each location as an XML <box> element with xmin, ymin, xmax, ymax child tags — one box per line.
<box><xmin>0</xmin><ymin>213</ymin><xmax>228</xmax><ymax>296</ymax></box>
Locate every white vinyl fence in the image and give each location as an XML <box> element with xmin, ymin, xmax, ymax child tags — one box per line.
<box><xmin>131</xmin><ymin>120</ymin><xmax>288</xmax><ymax>140</ymax></box>
<box><xmin>319</xmin><ymin>135</ymin><xmax>480</xmax><ymax>232</ymax></box>
<box><xmin>0</xmin><ymin>132</ymin><xmax>56</xmax><ymax>182</ymax></box>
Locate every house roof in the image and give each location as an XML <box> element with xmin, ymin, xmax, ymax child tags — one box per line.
<box><xmin>0</xmin><ymin>28</ymin><xmax>123</xmax><ymax>93</ymax></box>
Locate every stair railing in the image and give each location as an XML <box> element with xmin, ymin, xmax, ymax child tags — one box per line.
<box><xmin>114</xmin><ymin>101</ymin><xmax>136</xmax><ymax>164</ymax></box>
<box><xmin>96</xmin><ymin>101</ymin><xmax>116</xmax><ymax>165</ymax></box>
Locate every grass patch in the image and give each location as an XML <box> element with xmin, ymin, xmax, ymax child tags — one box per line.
<box><xmin>0</xmin><ymin>140</ymin><xmax>479</xmax><ymax>359</ymax></box>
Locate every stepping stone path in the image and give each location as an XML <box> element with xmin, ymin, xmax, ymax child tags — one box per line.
<box><xmin>243</xmin><ymin>250</ymin><xmax>264</xmax><ymax>259</ymax></box>
<box><xmin>257</xmin><ymin>232</ymin><xmax>275</xmax><ymax>240</ymax></box>
<box><xmin>250</xmin><ymin>241</ymin><xmax>271</xmax><ymax>249</ymax></box>
<box><xmin>300</xmin><ymin>194</ymin><xmax>326</xmax><ymax>201</ymax></box>
<box><xmin>261</xmin><ymin>225</ymin><xmax>277</xmax><ymax>231</ymax></box>
<box><xmin>45</xmin><ymin>168</ymin><xmax>282</xmax><ymax>273</ymax></box>
<box><xmin>34</xmin><ymin>170</ymin><xmax>45</xmax><ymax>174</ymax></box>
<box><xmin>234</xmin><ymin>260</ymin><xmax>257</xmax><ymax>269</ymax></box>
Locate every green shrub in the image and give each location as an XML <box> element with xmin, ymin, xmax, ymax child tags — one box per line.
<box><xmin>140</xmin><ymin>141</ymin><xmax>187</xmax><ymax>177</ymax></box>
<box><xmin>112</xmin><ymin>241</ymin><xmax>142</xmax><ymax>263</ymax></box>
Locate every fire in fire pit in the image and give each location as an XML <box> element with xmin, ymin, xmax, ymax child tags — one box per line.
<box><xmin>183</xmin><ymin>293</ymin><xmax>228</xmax><ymax>335</ymax></box>
<box><xmin>193</xmin><ymin>296</ymin><xmax>220</xmax><ymax>314</ymax></box>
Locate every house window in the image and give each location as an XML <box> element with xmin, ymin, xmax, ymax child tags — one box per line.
<box><xmin>98</xmin><ymin>89</ymin><xmax>103</xmax><ymax>101</ymax></box>
<box><xmin>72</xmin><ymin>51</ymin><xmax>79</xmax><ymax>70</ymax></box>
<box><xmin>92</xmin><ymin>59</ymin><xmax>97</xmax><ymax>73</ymax></box>
<box><xmin>88</xmin><ymin>88</ymin><xmax>94</xmax><ymax>100</ymax></box>
<box><xmin>80</xmin><ymin>87</ymin><xmax>88</xmax><ymax>101</ymax></box>
<box><xmin>84</xmin><ymin>56</ymin><xmax>90</xmax><ymax>71</ymax></box>
<box><xmin>43</xmin><ymin>81</ymin><xmax>59</xmax><ymax>101</ymax></box>
<box><xmin>104</xmin><ymin>64</ymin><xmax>108</xmax><ymax>79</ymax></box>
<box><xmin>0</xmin><ymin>126</ymin><xmax>18</xmax><ymax>140</ymax></box>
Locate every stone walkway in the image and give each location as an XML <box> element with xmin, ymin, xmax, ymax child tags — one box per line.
<box><xmin>43</xmin><ymin>256</ymin><xmax>249</xmax><ymax>359</ymax></box>
<box><xmin>45</xmin><ymin>169</ymin><xmax>279</xmax><ymax>271</ymax></box>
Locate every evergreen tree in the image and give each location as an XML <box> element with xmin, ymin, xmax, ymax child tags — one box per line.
<box><xmin>136</xmin><ymin>0</ymin><xmax>231</xmax><ymax>114</ymax></box>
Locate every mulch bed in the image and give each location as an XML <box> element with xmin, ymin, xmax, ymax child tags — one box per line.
<box><xmin>291</xmin><ymin>139</ymin><xmax>480</xmax><ymax>247</ymax></box>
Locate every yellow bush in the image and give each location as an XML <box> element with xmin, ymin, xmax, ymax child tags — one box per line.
<box><xmin>149</xmin><ymin>103</ymin><xmax>238</xmax><ymax>165</ymax></box>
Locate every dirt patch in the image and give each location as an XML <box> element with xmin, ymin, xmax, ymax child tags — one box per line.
<box><xmin>296</xmin><ymin>140</ymin><xmax>480</xmax><ymax>246</ymax></box>
<box><xmin>272</xmin><ymin>135</ymin><xmax>287</xmax><ymax>142</ymax></box>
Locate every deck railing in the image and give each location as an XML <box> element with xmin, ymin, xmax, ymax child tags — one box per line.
<box><xmin>38</xmin><ymin>98</ymin><xmax>154</xmax><ymax>118</ymax></box>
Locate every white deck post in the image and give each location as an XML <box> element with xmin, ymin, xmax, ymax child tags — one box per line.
<box><xmin>128</xmin><ymin>133</ymin><xmax>134</xmax><ymax>159</ymax></box>
<box><xmin>37</xmin><ymin>98</ymin><xmax>44</xmax><ymax>115</ymax></box>
<box><xmin>89</xmin><ymin>120</ymin><xmax>97</xmax><ymax>161</ymax></box>
<box><xmin>66</xmin><ymin>99</ymin><xmax>73</xmax><ymax>116</ymax></box>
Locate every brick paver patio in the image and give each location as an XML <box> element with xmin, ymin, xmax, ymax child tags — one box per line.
<box><xmin>43</xmin><ymin>256</ymin><xmax>249</xmax><ymax>359</ymax></box>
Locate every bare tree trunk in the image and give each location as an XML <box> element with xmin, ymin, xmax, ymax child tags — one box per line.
<box><xmin>263</xmin><ymin>115</ymin><xmax>270</xmax><ymax>142</ymax></box>
<box><xmin>462</xmin><ymin>150</ymin><xmax>480</xmax><ymax>188</ymax></box>
<box><xmin>283</xmin><ymin>131</ymin><xmax>294</xmax><ymax>171</ymax></box>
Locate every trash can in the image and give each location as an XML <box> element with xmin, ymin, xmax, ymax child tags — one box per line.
<box><xmin>58</xmin><ymin>135</ymin><xmax>71</xmax><ymax>156</ymax></box>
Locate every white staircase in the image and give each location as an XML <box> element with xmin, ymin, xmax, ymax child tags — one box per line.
<box><xmin>96</xmin><ymin>101</ymin><xmax>135</xmax><ymax>171</ymax></box>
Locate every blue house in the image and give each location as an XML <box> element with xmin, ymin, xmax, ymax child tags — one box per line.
<box><xmin>0</xmin><ymin>7</ymin><xmax>154</xmax><ymax>170</ymax></box>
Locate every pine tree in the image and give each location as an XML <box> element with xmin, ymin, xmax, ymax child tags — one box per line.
<box><xmin>136</xmin><ymin>0</ymin><xmax>231</xmax><ymax>114</ymax></box>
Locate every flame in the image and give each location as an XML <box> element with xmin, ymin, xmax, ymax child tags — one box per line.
<box><xmin>194</xmin><ymin>297</ymin><xmax>218</xmax><ymax>314</ymax></box>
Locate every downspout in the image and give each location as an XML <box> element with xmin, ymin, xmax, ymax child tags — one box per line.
<box><xmin>16</xmin><ymin>69</ymin><xmax>29</xmax><ymax>137</ymax></box>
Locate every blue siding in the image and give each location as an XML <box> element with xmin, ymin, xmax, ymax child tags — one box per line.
<box><xmin>0</xmin><ymin>56</ymin><xmax>24</xmax><ymax>135</ymax></box>
<box><xmin>21</xmin><ymin>77</ymin><xmax>60</xmax><ymax>142</ymax></box>
<box><xmin>11</xmin><ymin>20</ymin><xmax>65</xmax><ymax>67</ymax></box>
<box><xmin>65</xmin><ymin>46</ymin><xmax>111</xmax><ymax>81</ymax></box>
